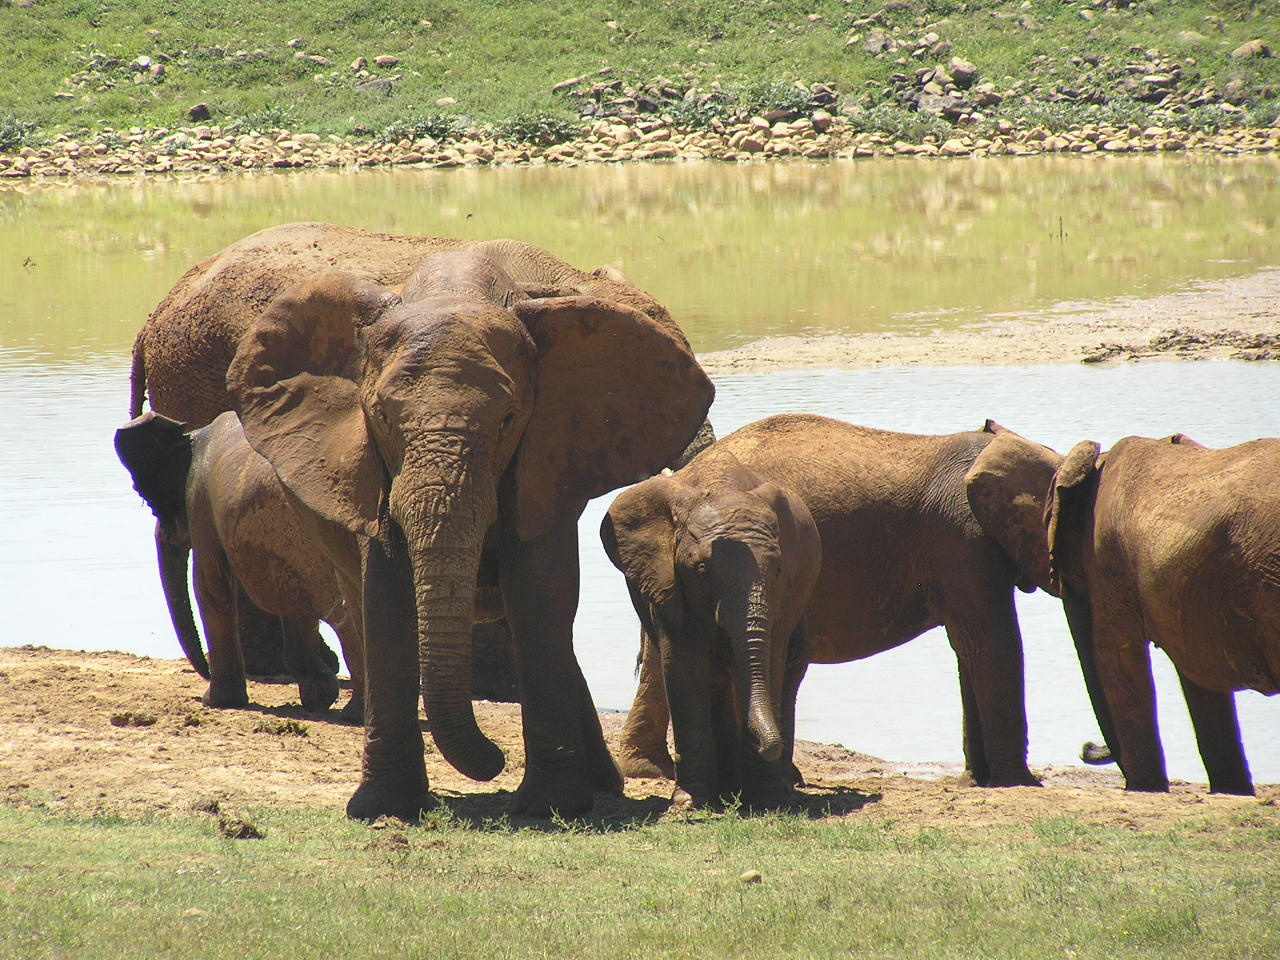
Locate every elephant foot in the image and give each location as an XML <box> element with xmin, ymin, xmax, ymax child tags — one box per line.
<box><xmin>980</xmin><ymin>766</ymin><xmax>1042</xmax><ymax>788</ymax></box>
<box><xmin>513</xmin><ymin>765</ymin><xmax>598</xmax><ymax>819</ymax></box>
<box><xmin>1081</xmin><ymin>740</ymin><xmax>1114</xmax><ymax>765</ymax></box>
<box><xmin>298</xmin><ymin>673</ymin><xmax>341</xmax><ymax>715</ymax></box>
<box><xmin>339</xmin><ymin>694</ymin><xmax>366</xmax><ymax>725</ymax></box>
<box><xmin>1208</xmin><ymin>778</ymin><xmax>1255</xmax><ymax>797</ymax></box>
<box><xmin>616</xmin><ymin>742</ymin><xmax>676</xmax><ymax>780</ymax></box>
<box><xmin>346</xmin><ymin>771</ymin><xmax>435</xmax><ymax>822</ymax></box>
<box><xmin>202</xmin><ymin>681</ymin><xmax>249</xmax><ymax>709</ymax></box>
<box><xmin>740</xmin><ymin>776</ymin><xmax>797</xmax><ymax>811</ymax></box>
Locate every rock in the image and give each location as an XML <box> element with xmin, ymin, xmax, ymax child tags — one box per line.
<box><xmin>740</xmin><ymin>870</ymin><xmax>763</xmax><ymax>885</ymax></box>
<box><xmin>187</xmin><ymin>103</ymin><xmax>211</xmax><ymax>122</ymax></box>
<box><xmin>350</xmin><ymin>57</ymin><xmax>367</xmax><ymax>72</ymax></box>
<box><xmin>1231</xmin><ymin>40</ymin><xmax>1272</xmax><ymax>60</ymax></box>
<box><xmin>949</xmin><ymin>57</ymin><xmax>978</xmax><ymax>88</ymax></box>
<box><xmin>287</xmin><ymin>38</ymin><xmax>302</xmax><ymax>49</ymax></box>
<box><xmin>356</xmin><ymin>79</ymin><xmax>394</xmax><ymax>96</ymax></box>
<box><xmin>863</xmin><ymin>28</ymin><xmax>897</xmax><ymax>56</ymax></box>
<box><xmin>811</xmin><ymin>109</ymin><xmax>833</xmax><ymax>132</ymax></box>
<box><xmin>307</xmin><ymin>55</ymin><xmax>332</xmax><ymax>67</ymax></box>
<box><xmin>374</xmin><ymin>55</ymin><xmax>400</xmax><ymax>68</ymax></box>
<box><xmin>436</xmin><ymin>97</ymin><xmax>457</xmax><ymax>107</ymax></box>
<box><xmin>739</xmin><ymin>136</ymin><xmax>767</xmax><ymax>153</ymax></box>
<box><xmin>941</xmin><ymin>138</ymin><xmax>971</xmax><ymax>156</ymax></box>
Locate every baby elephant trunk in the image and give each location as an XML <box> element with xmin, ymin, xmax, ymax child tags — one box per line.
<box><xmin>726</xmin><ymin>582</ymin><xmax>783</xmax><ymax>764</ymax></box>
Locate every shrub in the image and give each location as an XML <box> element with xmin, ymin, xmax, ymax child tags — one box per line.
<box><xmin>376</xmin><ymin>113</ymin><xmax>466</xmax><ymax>143</ymax></box>
<box><xmin>225</xmin><ymin>106</ymin><xmax>299</xmax><ymax>133</ymax></box>
<box><xmin>492</xmin><ymin>114</ymin><xmax>579</xmax><ymax>146</ymax></box>
<box><xmin>0</xmin><ymin>113</ymin><xmax>39</xmax><ymax>152</ymax></box>
<box><xmin>848</xmin><ymin>104</ymin><xmax>952</xmax><ymax>141</ymax></box>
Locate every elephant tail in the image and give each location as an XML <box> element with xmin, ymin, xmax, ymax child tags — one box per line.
<box><xmin>157</xmin><ymin>533</ymin><xmax>210</xmax><ymax>680</ymax></box>
<box><xmin>129</xmin><ymin>326</ymin><xmax>148</xmax><ymax>418</ymax></box>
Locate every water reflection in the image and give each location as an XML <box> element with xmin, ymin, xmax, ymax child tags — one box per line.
<box><xmin>2</xmin><ymin>154</ymin><xmax>1278</xmax><ymax>356</ymax></box>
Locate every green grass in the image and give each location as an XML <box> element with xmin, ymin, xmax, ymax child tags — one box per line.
<box><xmin>0</xmin><ymin>0</ymin><xmax>1276</xmax><ymax>143</ymax></box>
<box><xmin>1</xmin><ymin>801</ymin><xmax>1277</xmax><ymax>959</ymax></box>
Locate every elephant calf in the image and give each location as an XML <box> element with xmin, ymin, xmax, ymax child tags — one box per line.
<box><xmin>115</xmin><ymin>411</ymin><xmax>364</xmax><ymax>718</ymax></box>
<box><xmin>602</xmin><ymin>448</ymin><xmax>821</xmax><ymax>808</ymax></box>
<box><xmin>1046</xmin><ymin>432</ymin><xmax>1280</xmax><ymax>795</ymax></box>
<box><xmin>614</xmin><ymin>415</ymin><xmax>1068</xmax><ymax>790</ymax></box>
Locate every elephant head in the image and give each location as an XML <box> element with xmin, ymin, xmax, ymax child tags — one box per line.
<box><xmin>963</xmin><ymin>420</ymin><xmax>1063</xmax><ymax>595</ymax></box>
<box><xmin>601</xmin><ymin>450</ymin><xmax>820</xmax><ymax>804</ymax></box>
<box><xmin>227</xmin><ymin>250</ymin><xmax>714</xmax><ymax>785</ymax></box>
<box><xmin>114</xmin><ymin>411</ymin><xmax>210</xmax><ymax>680</ymax></box>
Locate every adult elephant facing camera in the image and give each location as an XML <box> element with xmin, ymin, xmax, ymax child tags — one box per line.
<box><xmin>227</xmin><ymin>250</ymin><xmax>714</xmax><ymax>820</ymax></box>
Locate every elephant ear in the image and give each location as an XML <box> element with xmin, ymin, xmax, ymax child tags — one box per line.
<box><xmin>512</xmin><ymin>296</ymin><xmax>714</xmax><ymax>541</ymax></box>
<box><xmin>227</xmin><ymin>272</ymin><xmax>400</xmax><ymax>537</ymax></box>
<box><xmin>600</xmin><ymin>475</ymin><xmax>681</xmax><ymax>613</ymax></box>
<box><xmin>114</xmin><ymin>411</ymin><xmax>193</xmax><ymax>536</ymax></box>
<box><xmin>964</xmin><ymin>430</ymin><xmax>1062</xmax><ymax>595</ymax></box>
<box><xmin>1044</xmin><ymin>440</ymin><xmax>1102</xmax><ymax>596</ymax></box>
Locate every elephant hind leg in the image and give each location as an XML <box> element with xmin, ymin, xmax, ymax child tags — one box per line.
<box><xmin>957</xmin><ymin>665</ymin><xmax>992</xmax><ymax>787</ymax></box>
<box><xmin>1178</xmin><ymin>673</ymin><xmax>1253</xmax><ymax>795</ymax></box>
<box><xmin>281</xmin><ymin>616</ymin><xmax>340</xmax><ymax>715</ymax></box>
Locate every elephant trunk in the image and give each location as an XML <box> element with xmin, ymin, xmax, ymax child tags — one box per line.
<box><xmin>725</xmin><ymin>581</ymin><xmax>783</xmax><ymax>764</ymax></box>
<box><xmin>392</xmin><ymin>455</ymin><xmax>505</xmax><ymax>783</ymax></box>
<box><xmin>155</xmin><ymin>528</ymin><xmax>210</xmax><ymax>679</ymax></box>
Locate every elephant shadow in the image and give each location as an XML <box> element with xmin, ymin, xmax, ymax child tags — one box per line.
<box><xmin>428</xmin><ymin>789</ymin><xmax>672</xmax><ymax>833</ymax></box>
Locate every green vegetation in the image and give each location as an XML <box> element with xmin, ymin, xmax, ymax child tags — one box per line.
<box><xmin>0</xmin><ymin>0</ymin><xmax>1275</xmax><ymax>146</ymax></box>
<box><xmin>1</xmin><ymin>801</ymin><xmax>1277</xmax><ymax>959</ymax></box>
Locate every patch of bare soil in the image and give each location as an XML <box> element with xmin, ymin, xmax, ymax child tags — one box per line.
<box><xmin>699</xmin><ymin>268</ymin><xmax>1280</xmax><ymax>372</ymax></box>
<box><xmin>2</xmin><ymin>647</ymin><xmax>1273</xmax><ymax>832</ymax></box>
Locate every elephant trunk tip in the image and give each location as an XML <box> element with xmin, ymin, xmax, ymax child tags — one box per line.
<box><xmin>756</xmin><ymin>734</ymin><xmax>783</xmax><ymax>764</ymax></box>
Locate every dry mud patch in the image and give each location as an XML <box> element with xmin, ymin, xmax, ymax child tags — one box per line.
<box><xmin>1</xmin><ymin>647</ymin><xmax>1273</xmax><ymax>835</ymax></box>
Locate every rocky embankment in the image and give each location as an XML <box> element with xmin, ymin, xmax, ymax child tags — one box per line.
<box><xmin>3</xmin><ymin>110</ymin><xmax>1277</xmax><ymax>180</ymax></box>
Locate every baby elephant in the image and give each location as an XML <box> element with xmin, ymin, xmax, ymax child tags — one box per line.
<box><xmin>115</xmin><ymin>411</ymin><xmax>364</xmax><ymax>718</ymax></box>
<box><xmin>602</xmin><ymin>447</ymin><xmax>821</xmax><ymax>808</ymax></box>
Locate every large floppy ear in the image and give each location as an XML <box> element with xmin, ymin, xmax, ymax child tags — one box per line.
<box><xmin>512</xmin><ymin>296</ymin><xmax>715</xmax><ymax>541</ymax></box>
<box><xmin>1044</xmin><ymin>440</ymin><xmax>1102</xmax><ymax>596</ymax></box>
<box><xmin>114</xmin><ymin>411</ymin><xmax>193</xmax><ymax>536</ymax></box>
<box><xmin>965</xmin><ymin>429</ymin><xmax>1062</xmax><ymax>595</ymax></box>
<box><xmin>600</xmin><ymin>475</ymin><xmax>682</xmax><ymax>612</ymax></box>
<box><xmin>226</xmin><ymin>272</ymin><xmax>400</xmax><ymax>537</ymax></box>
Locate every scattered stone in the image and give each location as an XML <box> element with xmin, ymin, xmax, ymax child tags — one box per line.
<box><xmin>350</xmin><ymin>56</ymin><xmax>367</xmax><ymax>72</ymax></box>
<box><xmin>436</xmin><ymin>97</ymin><xmax>458</xmax><ymax>107</ymax></box>
<box><xmin>373</xmin><ymin>55</ymin><xmax>400</xmax><ymax>68</ymax></box>
<box><xmin>187</xmin><ymin>103</ymin><xmax>211</xmax><ymax>122</ymax></box>
<box><xmin>1231</xmin><ymin>40</ymin><xmax>1272</xmax><ymax>60</ymax></box>
<box><xmin>740</xmin><ymin>870</ymin><xmax>763</xmax><ymax>885</ymax></box>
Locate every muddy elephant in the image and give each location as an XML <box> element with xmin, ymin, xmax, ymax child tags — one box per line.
<box><xmin>115</xmin><ymin>411</ymin><xmax>363</xmax><ymax>718</ymax></box>
<box><xmin>1045</xmin><ymin>433</ymin><xmax>1280</xmax><ymax>795</ymax></box>
<box><xmin>131</xmin><ymin>221</ymin><xmax>696</xmax><ymax>683</ymax></box>
<box><xmin>601</xmin><ymin>448</ymin><xmax>822</xmax><ymax>808</ymax></box>
<box><xmin>615</xmin><ymin>415</ymin><xmax>1067</xmax><ymax>789</ymax></box>
<box><xmin>225</xmin><ymin>249</ymin><xmax>714</xmax><ymax>820</ymax></box>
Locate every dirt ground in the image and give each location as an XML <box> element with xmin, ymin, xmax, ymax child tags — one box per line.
<box><xmin>1</xmin><ymin>646</ymin><xmax>1273</xmax><ymax>832</ymax></box>
<box><xmin>699</xmin><ymin>267</ymin><xmax>1280</xmax><ymax>372</ymax></box>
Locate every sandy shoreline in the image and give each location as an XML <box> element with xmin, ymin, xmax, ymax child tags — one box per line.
<box><xmin>698</xmin><ymin>266</ymin><xmax>1280</xmax><ymax>373</ymax></box>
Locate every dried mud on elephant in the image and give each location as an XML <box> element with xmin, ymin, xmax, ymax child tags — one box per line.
<box><xmin>1</xmin><ymin>647</ymin><xmax>1273</xmax><ymax>834</ymax></box>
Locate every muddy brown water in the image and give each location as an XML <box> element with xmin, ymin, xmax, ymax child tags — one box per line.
<box><xmin>1</xmin><ymin>155</ymin><xmax>1277</xmax><ymax>784</ymax></box>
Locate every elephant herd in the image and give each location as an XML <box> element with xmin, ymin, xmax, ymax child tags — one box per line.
<box><xmin>115</xmin><ymin>221</ymin><xmax>1278</xmax><ymax>821</ymax></box>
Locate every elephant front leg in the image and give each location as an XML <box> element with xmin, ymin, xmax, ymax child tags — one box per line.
<box><xmin>346</xmin><ymin>534</ymin><xmax>433</xmax><ymax>822</ymax></box>
<box><xmin>502</xmin><ymin>518</ymin><xmax>620</xmax><ymax>818</ymax></box>
<box><xmin>658</xmin><ymin>620</ymin><xmax>719</xmax><ymax>809</ymax></box>
<box><xmin>192</xmin><ymin>551</ymin><xmax>249</xmax><ymax>709</ymax></box>
<box><xmin>616</xmin><ymin>630</ymin><xmax>676</xmax><ymax>779</ymax></box>
<box><xmin>1092</xmin><ymin>611</ymin><xmax>1168</xmax><ymax>792</ymax></box>
<box><xmin>944</xmin><ymin>591</ymin><xmax>1039</xmax><ymax>787</ymax></box>
<box><xmin>1178</xmin><ymin>672</ymin><xmax>1253</xmax><ymax>795</ymax></box>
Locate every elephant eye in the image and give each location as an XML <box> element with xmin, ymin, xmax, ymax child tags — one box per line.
<box><xmin>499</xmin><ymin>412</ymin><xmax>515</xmax><ymax>435</ymax></box>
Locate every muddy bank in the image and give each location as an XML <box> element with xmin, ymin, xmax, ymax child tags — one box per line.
<box><xmin>0</xmin><ymin>646</ymin><xmax>1273</xmax><ymax>832</ymax></box>
<box><xmin>699</xmin><ymin>266</ymin><xmax>1280</xmax><ymax>373</ymax></box>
